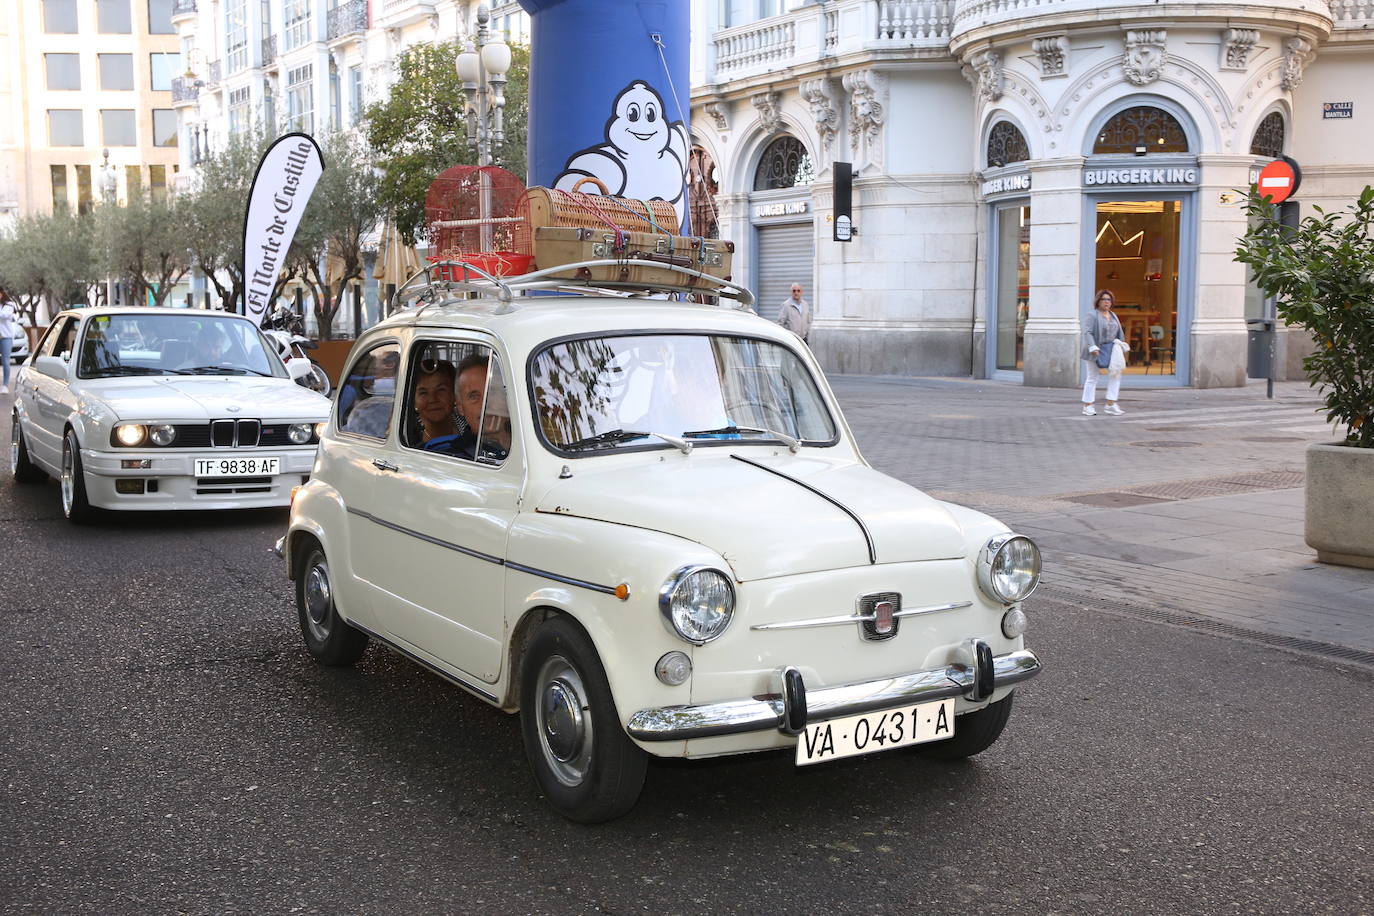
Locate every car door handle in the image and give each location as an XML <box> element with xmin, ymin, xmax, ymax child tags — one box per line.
<box><xmin>372</xmin><ymin>458</ymin><xmax>399</xmax><ymax>472</ymax></box>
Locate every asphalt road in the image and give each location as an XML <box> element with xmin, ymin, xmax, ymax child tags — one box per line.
<box><xmin>2</xmin><ymin>477</ymin><xmax>1372</xmax><ymax>915</ymax></box>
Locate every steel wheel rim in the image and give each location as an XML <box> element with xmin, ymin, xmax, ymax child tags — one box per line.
<box><xmin>60</xmin><ymin>440</ymin><xmax>74</xmax><ymax>515</ymax></box>
<box><xmin>303</xmin><ymin>559</ymin><xmax>333</xmax><ymax>643</ymax></box>
<box><xmin>535</xmin><ymin>655</ymin><xmax>593</xmax><ymax>787</ymax></box>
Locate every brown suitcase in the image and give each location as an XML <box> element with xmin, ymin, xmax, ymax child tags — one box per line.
<box><xmin>532</xmin><ymin>226</ymin><xmax>735</xmax><ymax>289</ymax></box>
<box><xmin>519</xmin><ymin>181</ymin><xmax>681</xmax><ymax>236</ymax></box>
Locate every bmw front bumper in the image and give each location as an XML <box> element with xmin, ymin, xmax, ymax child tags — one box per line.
<box><xmin>626</xmin><ymin>644</ymin><xmax>1041</xmax><ymax>742</ymax></box>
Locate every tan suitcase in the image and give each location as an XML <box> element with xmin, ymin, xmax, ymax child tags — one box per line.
<box><xmin>532</xmin><ymin>227</ymin><xmax>735</xmax><ymax>289</ymax></box>
<box><xmin>519</xmin><ymin>181</ymin><xmax>681</xmax><ymax>236</ymax></box>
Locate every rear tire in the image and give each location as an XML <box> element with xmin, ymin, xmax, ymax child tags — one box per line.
<box><xmin>520</xmin><ymin>617</ymin><xmax>647</xmax><ymax>824</ymax></box>
<box><xmin>61</xmin><ymin>430</ymin><xmax>93</xmax><ymax>523</ymax></box>
<box><xmin>11</xmin><ymin>411</ymin><xmax>45</xmax><ymax>483</ymax></box>
<box><xmin>919</xmin><ymin>693</ymin><xmax>1014</xmax><ymax>760</ymax></box>
<box><xmin>295</xmin><ymin>544</ymin><xmax>368</xmax><ymax>666</ymax></box>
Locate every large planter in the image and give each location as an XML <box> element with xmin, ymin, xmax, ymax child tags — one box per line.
<box><xmin>1306</xmin><ymin>442</ymin><xmax>1374</xmax><ymax>569</ymax></box>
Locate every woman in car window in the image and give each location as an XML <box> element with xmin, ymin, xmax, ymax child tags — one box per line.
<box><xmin>412</xmin><ymin>358</ymin><xmax>471</xmax><ymax>455</ymax></box>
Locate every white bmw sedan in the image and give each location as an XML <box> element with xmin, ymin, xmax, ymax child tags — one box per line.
<box><xmin>10</xmin><ymin>307</ymin><xmax>332</xmax><ymax>522</ymax></box>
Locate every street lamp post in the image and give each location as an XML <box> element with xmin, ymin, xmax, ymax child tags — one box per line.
<box><xmin>455</xmin><ymin>5</ymin><xmax>511</xmax><ymax>252</ymax></box>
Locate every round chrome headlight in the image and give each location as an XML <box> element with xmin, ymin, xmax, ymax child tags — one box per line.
<box><xmin>288</xmin><ymin>423</ymin><xmax>313</xmax><ymax>444</ymax></box>
<box><xmin>977</xmin><ymin>534</ymin><xmax>1042</xmax><ymax>604</ymax></box>
<box><xmin>114</xmin><ymin>424</ymin><xmax>147</xmax><ymax>447</ymax></box>
<box><xmin>658</xmin><ymin>566</ymin><xmax>735</xmax><ymax>645</ymax></box>
<box><xmin>149</xmin><ymin>424</ymin><xmax>176</xmax><ymax>446</ymax></box>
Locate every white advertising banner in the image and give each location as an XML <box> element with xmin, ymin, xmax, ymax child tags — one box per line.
<box><xmin>242</xmin><ymin>133</ymin><xmax>325</xmax><ymax>327</ymax></box>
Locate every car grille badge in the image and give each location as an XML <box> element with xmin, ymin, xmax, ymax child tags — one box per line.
<box><xmin>858</xmin><ymin>591</ymin><xmax>901</xmax><ymax>641</ymax></box>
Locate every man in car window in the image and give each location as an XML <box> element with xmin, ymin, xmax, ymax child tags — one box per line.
<box><xmin>182</xmin><ymin>325</ymin><xmax>228</xmax><ymax>368</ymax></box>
<box><xmin>457</xmin><ymin>354</ymin><xmax>511</xmax><ymax>460</ymax></box>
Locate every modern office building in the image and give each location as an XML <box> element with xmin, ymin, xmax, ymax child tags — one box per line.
<box><xmin>689</xmin><ymin>0</ymin><xmax>1374</xmax><ymax>387</ymax></box>
<box><xmin>0</xmin><ymin>0</ymin><xmax>183</xmax><ymax>227</ymax></box>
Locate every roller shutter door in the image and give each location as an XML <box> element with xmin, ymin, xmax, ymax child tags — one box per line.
<box><xmin>755</xmin><ymin>222</ymin><xmax>814</xmax><ymax>322</ymax></box>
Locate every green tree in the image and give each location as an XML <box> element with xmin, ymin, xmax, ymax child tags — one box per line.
<box><xmin>366</xmin><ymin>40</ymin><xmax>529</xmax><ymax>244</ymax></box>
<box><xmin>95</xmin><ymin>187</ymin><xmax>192</xmax><ymax>307</ymax></box>
<box><xmin>1236</xmin><ymin>188</ymin><xmax>1374</xmax><ymax>448</ymax></box>
<box><xmin>283</xmin><ymin>130</ymin><xmax>382</xmax><ymax>339</ymax></box>
<box><xmin>0</xmin><ymin>209</ymin><xmax>98</xmax><ymax>322</ymax></box>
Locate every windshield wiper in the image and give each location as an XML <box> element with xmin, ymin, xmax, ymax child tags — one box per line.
<box><xmin>682</xmin><ymin>425</ymin><xmax>801</xmax><ymax>453</ymax></box>
<box><xmin>563</xmin><ymin>428</ymin><xmax>693</xmax><ymax>454</ymax></box>
<box><xmin>172</xmin><ymin>365</ymin><xmax>270</xmax><ymax>376</ymax></box>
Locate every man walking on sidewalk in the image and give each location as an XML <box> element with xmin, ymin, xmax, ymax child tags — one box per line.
<box><xmin>778</xmin><ymin>283</ymin><xmax>812</xmax><ymax>343</ymax></box>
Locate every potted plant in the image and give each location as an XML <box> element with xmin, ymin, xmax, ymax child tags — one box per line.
<box><xmin>1236</xmin><ymin>187</ymin><xmax>1374</xmax><ymax>568</ymax></box>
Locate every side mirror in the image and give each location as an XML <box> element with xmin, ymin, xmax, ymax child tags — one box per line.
<box><xmin>285</xmin><ymin>357</ymin><xmax>314</xmax><ymax>381</ymax></box>
<box><xmin>33</xmin><ymin>355</ymin><xmax>69</xmax><ymax>381</ymax></box>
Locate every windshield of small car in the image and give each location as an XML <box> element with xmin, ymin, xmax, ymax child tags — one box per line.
<box><xmin>531</xmin><ymin>333</ymin><xmax>836</xmax><ymax>454</ymax></box>
<box><xmin>76</xmin><ymin>313</ymin><xmax>286</xmax><ymax>380</ymax></box>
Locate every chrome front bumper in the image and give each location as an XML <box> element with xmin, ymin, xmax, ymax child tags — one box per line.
<box><xmin>626</xmin><ymin>645</ymin><xmax>1041</xmax><ymax>742</ymax></box>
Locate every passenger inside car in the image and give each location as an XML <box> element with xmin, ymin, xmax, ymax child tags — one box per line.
<box><xmin>412</xmin><ymin>357</ymin><xmax>472</xmax><ymax>456</ymax></box>
<box><xmin>456</xmin><ymin>354</ymin><xmax>511</xmax><ymax>461</ymax></box>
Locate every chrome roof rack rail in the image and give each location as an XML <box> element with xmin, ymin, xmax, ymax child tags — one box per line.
<box><xmin>388</xmin><ymin>258</ymin><xmax>755</xmax><ymax>316</ymax></box>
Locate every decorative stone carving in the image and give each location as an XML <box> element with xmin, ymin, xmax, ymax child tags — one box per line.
<box><xmin>703</xmin><ymin>101</ymin><xmax>729</xmax><ymax>133</ymax></box>
<box><xmin>799</xmin><ymin>78</ymin><xmax>838</xmax><ymax>167</ymax></box>
<box><xmin>1281</xmin><ymin>37</ymin><xmax>1312</xmax><ymax>92</ymax></box>
<box><xmin>972</xmin><ymin>50</ymin><xmax>1003</xmax><ymax>101</ymax></box>
<box><xmin>1033</xmin><ymin>36</ymin><xmax>1068</xmax><ymax>77</ymax></box>
<box><xmin>1123</xmin><ymin>29</ymin><xmax>1167</xmax><ymax>86</ymax></box>
<box><xmin>752</xmin><ymin>91</ymin><xmax>783</xmax><ymax>136</ymax></box>
<box><xmin>842</xmin><ymin>69</ymin><xmax>887</xmax><ymax>170</ymax></box>
<box><xmin>1220</xmin><ymin>28</ymin><xmax>1258</xmax><ymax>71</ymax></box>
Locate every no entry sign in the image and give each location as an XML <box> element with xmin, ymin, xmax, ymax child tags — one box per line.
<box><xmin>1257</xmin><ymin>157</ymin><xmax>1302</xmax><ymax>203</ymax></box>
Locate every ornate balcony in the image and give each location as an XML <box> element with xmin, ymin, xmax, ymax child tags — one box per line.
<box><xmin>708</xmin><ymin>0</ymin><xmax>954</xmax><ymax>85</ymax></box>
<box><xmin>950</xmin><ymin>0</ymin><xmax>1332</xmax><ymax>52</ymax></box>
<box><xmin>327</xmin><ymin>0</ymin><xmax>368</xmax><ymax>41</ymax></box>
<box><xmin>374</xmin><ymin>0</ymin><xmax>439</xmax><ymax>29</ymax></box>
<box><xmin>171</xmin><ymin>76</ymin><xmax>199</xmax><ymax>105</ymax></box>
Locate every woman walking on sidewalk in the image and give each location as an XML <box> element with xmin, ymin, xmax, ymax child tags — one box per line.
<box><xmin>1081</xmin><ymin>288</ymin><xmax>1127</xmax><ymax>416</ymax></box>
<box><xmin>0</xmin><ymin>289</ymin><xmax>17</xmax><ymax>396</ymax></box>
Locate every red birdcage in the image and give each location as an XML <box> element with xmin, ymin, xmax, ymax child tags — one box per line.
<box><xmin>424</xmin><ymin>165</ymin><xmax>531</xmax><ymax>278</ymax></box>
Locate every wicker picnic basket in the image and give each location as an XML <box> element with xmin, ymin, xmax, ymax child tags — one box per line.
<box><xmin>517</xmin><ymin>177</ymin><xmax>681</xmax><ymax>237</ymax></box>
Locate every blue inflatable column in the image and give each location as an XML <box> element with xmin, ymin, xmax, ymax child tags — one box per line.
<box><xmin>517</xmin><ymin>0</ymin><xmax>691</xmax><ymax>229</ymax></box>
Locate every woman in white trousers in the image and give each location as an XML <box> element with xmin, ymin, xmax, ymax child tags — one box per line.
<box><xmin>1080</xmin><ymin>289</ymin><xmax>1126</xmax><ymax>416</ymax></box>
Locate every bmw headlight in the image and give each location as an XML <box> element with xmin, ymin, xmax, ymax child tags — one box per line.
<box><xmin>659</xmin><ymin>566</ymin><xmax>735</xmax><ymax>645</ymax></box>
<box><xmin>113</xmin><ymin>424</ymin><xmax>147</xmax><ymax>447</ymax></box>
<box><xmin>977</xmin><ymin>534</ymin><xmax>1042</xmax><ymax>604</ymax></box>
<box><xmin>149</xmin><ymin>424</ymin><xmax>176</xmax><ymax>446</ymax></box>
<box><xmin>288</xmin><ymin>423</ymin><xmax>313</xmax><ymax>444</ymax></box>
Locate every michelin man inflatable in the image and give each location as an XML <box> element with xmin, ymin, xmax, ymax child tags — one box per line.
<box><xmin>517</xmin><ymin>0</ymin><xmax>691</xmax><ymax>228</ymax></box>
<box><xmin>553</xmin><ymin>81</ymin><xmax>689</xmax><ymax>227</ymax></box>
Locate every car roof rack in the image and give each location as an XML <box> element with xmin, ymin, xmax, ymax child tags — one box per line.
<box><xmin>388</xmin><ymin>259</ymin><xmax>757</xmax><ymax>318</ymax></box>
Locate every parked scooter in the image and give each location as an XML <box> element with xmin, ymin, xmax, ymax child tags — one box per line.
<box><xmin>262</xmin><ymin>304</ymin><xmax>331</xmax><ymax>396</ymax></box>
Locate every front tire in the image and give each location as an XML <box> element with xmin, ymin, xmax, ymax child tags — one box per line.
<box><xmin>520</xmin><ymin>617</ymin><xmax>647</xmax><ymax>824</ymax></box>
<box><xmin>61</xmin><ymin>430</ymin><xmax>93</xmax><ymax>523</ymax></box>
<box><xmin>919</xmin><ymin>693</ymin><xmax>1014</xmax><ymax>760</ymax></box>
<box><xmin>11</xmin><ymin>411</ymin><xmax>45</xmax><ymax>483</ymax></box>
<box><xmin>301</xmin><ymin>360</ymin><xmax>331</xmax><ymax>397</ymax></box>
<box><xmin>295</xmin><ymin>544</ymin><xmax>368</xmax><ymax>666</ymax></box>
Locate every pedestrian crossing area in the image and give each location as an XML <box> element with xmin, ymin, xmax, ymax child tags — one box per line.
<box><xmin>1112</xmin><ymin>402</ymin><xmax>1339</xmax><ymax>436</ymax></box>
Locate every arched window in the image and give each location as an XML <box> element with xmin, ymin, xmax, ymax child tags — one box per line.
<box><xmin>753</xmin><ymin>136</ymin><xmax>815</xmax><ymax>191</ymax></box>
<box><xmin>1250</xmin><ymin>112</ymin><xmax>1285</xmax><ymax>159</ymax></box>
<box><xmin>1093</xmin><ymin>106</ymin><xmax>1189</xmax><ymax>154</ymax></box>
<box><xmin>987</xmin><ymin>121</ymin><xmax>1029</xmax><ymax>168</ymax></box>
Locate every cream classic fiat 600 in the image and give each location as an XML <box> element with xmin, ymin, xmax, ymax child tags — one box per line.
<box><xmin>279</xmin><ymin>262</ymin><xmax>1042</xmax><ymax>823</ymax></box>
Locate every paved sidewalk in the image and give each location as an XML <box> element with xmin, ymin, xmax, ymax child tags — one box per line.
<box><xmin>831</xmin><ymin>375</ymin><xmax>1374</xmax><ymax>660</ymax></box>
